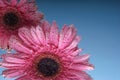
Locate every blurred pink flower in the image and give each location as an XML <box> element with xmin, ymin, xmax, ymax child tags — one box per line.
<box><xmin>0</xmin><ymin>21</ymin><xmax>94</xmax><ymax>80</ymax></box>
<box><xmin>0</xmin><ymin>0</ymin><xmax>44</xmax><ymax>49</ymax></box>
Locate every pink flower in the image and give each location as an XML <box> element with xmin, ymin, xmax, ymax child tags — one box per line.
<box><xmin>0</xmin><ymin>0</ymin><xmax>44</xmax><ymax>49</ymax></box>
<box><xmin>0</xmin><ymin>21</ymin><xmax>94</xmax><ymax>80</ymax></box>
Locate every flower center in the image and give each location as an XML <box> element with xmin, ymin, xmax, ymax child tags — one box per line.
<box><xmin>37</xmin><ymin>57</ymin><xmax>59</xmax><ymax>77</ymax></box>
<box><xmin>3</xmin><ymin>12</ymin><xmax>19</xmax><ymax>28</ymax></box>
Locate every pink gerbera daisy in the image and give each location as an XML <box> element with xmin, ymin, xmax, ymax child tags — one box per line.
<box><xmin>0</xmin><ymin>0</ymin><xmax>44</xmax><ymax>49</ymax></box>
<box><xmin>0</xmin><ymin>21</ymin><xmax>94</xmax><ymax>80</ymax></box>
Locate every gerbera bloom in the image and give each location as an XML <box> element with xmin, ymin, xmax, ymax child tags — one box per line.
<box><xmin>0</xmin><ymin>0</ymin><xmax>44</xmax><ymax>49</ymax></box>
<box><xmin>0</xmin><ymin>21</ymin><xmax>94</xmax><ymax>80</ymax></box>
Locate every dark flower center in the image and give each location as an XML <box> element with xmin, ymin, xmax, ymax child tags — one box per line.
<box><xmin>3</xmin><ymin>12</ymin><xmax>19</xmax><ymax>28</ymax></box>
<box><xmin>37</xmin><ymin>58</ymin><xmax>59</xmax><ymax>77</ymax></box>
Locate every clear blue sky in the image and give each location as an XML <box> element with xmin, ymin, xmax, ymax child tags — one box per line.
<box><xmin>0</xmin><ymin>0</ymin><xmax>120</xmax><ymax>80</ymax></box>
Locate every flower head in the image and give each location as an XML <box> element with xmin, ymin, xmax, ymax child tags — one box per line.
<box><xmin>0</xmin><ymin>0</ymin><xmax>44</xmax><ymax>49</ymax></box>
<box><xmin>0</xmin><ymin>21</ymin><xmax>94</xmax><ymax>80</ymax></box>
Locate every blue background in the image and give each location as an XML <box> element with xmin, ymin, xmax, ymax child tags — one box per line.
<box><xmin>0</xmin><ymin>0</ymin><xmax>120</xmax><ymax>80</ymax></box>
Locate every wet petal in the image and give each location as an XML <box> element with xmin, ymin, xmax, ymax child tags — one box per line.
<box><xmin>66</xmin><ymin>36</ymin><xmax>80</xmax><ymax>50</ymax></box>
<box><xmin>59</xmin><ymin>25</ymin><xmax>77</xmax><ymax>49</ymax></box>
<box><xmin>36</xmin><ymin>25</ymin><xmax>46</xmax><ymax>45</ymax></box>
<box><xmin>50</xmin><ymin>21</ymin><xmax>59</xmax><ymax>46</ymax></box>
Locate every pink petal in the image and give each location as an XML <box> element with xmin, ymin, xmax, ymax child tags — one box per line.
<box><xmin>0</xmin><ymin>36</ymin><xmax>9</xmax><ymax>49</ymax></box>
<box><xmin>9</xmin><ymin>36</ymin><xmax>33</xmax><ymax>54</ymax></box>
<box><xmin>59</xmin><ymin>25</ymin><xmax>77</xmax><ymax>49</ymax></box>
<box><xmin>36</xmin><ymin>25</ymin><xmax>46</xmax><ymax>45</ymax></box>
<box><xmin>42</xmin><ymin>21</ymin><xmax>50</xmax><ymax>44</ymax></box>
<box><xmin>1</xmin><ymin>62</ymin><xmax>24</xmax><ymax>68</ymax></box>
<box><xmin>30</xmin><ymin>27</ymin><xmax>41</xmax><ymax>44</ymax></box>
<box><xmin>0</xmin><ymin>0</ymin><xmax>6</xmax><ymax>7</ymax></box>
<box><xmin>66</xmin><ymin>36</ymin><xmax>80</xmax><ymax>50</ymax></box>
<box><xmin>18</xmin><ymin>27</ymin><xmax>38</xmax><ymax>49</ymax></box>
<box><xmin>11</xmin><ymin>0</ymin><xmax>17</xmax><ymax>6</ymax></box>
<box><xmin>4</xmin><ymin>56</ymin><xmax>25</xmax><ymax>64</ymax></box>
<box><xmin>16</xmin><ymin>76</ymin><xmax>31</xmax><ymax>80</ymax></box>
<box><xmin>76</xmin><ymin>71</ymin><xmax>93</xmax><ymax>80</ymax></box>
<box><xmin>67</xmin><ymin>70</ymin><xmax>92</xmax><ymax>80</ymax></box>
<box><xmin>18</xmin><ymin>0</ymin><xmax>27</xmax><ymax>7</ymax></box>
<box><xmin>69</xmin><ymin>48</ymin><xmax>82</xmax><ymax>57</ymax></box>
<box><xmin>74</xmin><ymin>54</ymin><xmax>90</xmax><ymax>63</ymax></box>
<box><xmin>70</xmin><ymin>63</ymin><xmax>94</xmax><ymax>71</ymax></box>
<box><xmin>1</xmin><ymin>35</ymin><xmax>10</xmax><ymax>49</ymax></box>
<box><xmin>1</xmin><ymin>53</ymin><xmax>28</xmax><ymax>59</ymax></box>
<box><xmin>59</xmin><ymin>25</ymin><xmax>69</xmax><ymax>48</ymax></box>
<box><xmin>57</xmin><ymin>77</ymin><xmax>69</xmax><ymax>80</ymax></box>
<box><xmin>19</xmin><ymin>3</ymin><xmax>29</xmax><ymax>12</ymax></box>
<box><xmin>27</xmin><ymin>2</ymin><xmax>37</xmax><ymax>11</ymax></box>
<box><xmin>2</xmin><ymin>69</ymin><xmax>24</xmax><ymax>78</ymax></box>
<box><xmin>50</xmin><ymin>22</ymin><xmax>59</xmax><ymax>46</ymax></box>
